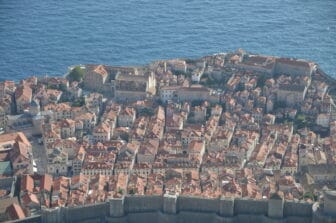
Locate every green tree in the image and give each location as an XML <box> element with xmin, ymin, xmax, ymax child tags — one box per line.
<box><xmin>118</xmin><ymin>187</ymin><xmax>124</xmax><ymax>195</ymax></box>
<box><xmin>257</xmin><ymin>74</ymin><xmax>268</xmax><ymax>88</ymax></box>
<box><xmin>59</xmin><ymin>83</ymin><xmax>67</xmax><ymax>92</ymax></box>
<box><xmin>72</xmin><ymin>97</ymin><xmax>85</xmax><ymax>107</ymax></box>
<box><xmin>295</xmin><ymin>114</ymin><xmax>307</xmax><ymax>129</ymax></box>
<box><xmin>68</xmin><ymin>66</ymin><xmax>84</xmax><ymax>82</ymax></box>
<box><xmin>303</xmin><ymin>192</ymin><xmax>315</xmax><ymax>201</ymax></box>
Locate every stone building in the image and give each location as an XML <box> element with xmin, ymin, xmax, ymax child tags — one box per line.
<box><xmin>114</xmin><ymin>72</ymin><xmax>156</xmax><ymax>102</ymax></box>
<box><xmin>177</xmin><ymin>85</ymin><xmax>219</xmax><ymax>103</ymax></box>
<box><xmin>83</xmin><ymin>65</ymin><xmax>109</xmax><ymax>93</ymax></box>
<box><xmin>47</xmin><ymin>148</ymin><xmax>68</xmax><ymax>176</ymax></box>
<box><xmin>93</xmin><ymin>122</ymin><xmax>111</xmax><ymax>142</ymax></box>
<box><xmin>59</xmin><ymin>119</ymin><xmax>76</xmax><ymax>139</ymax></box>
<box><xmin>274</xmin><ymin>58</ymin><xmax>316</xmax><ymax>77</ymax></box>
<box><xmin>137</xmin><ymin>139</ymin><xmax>159</xmax><ymax>163</ymax></box>
<box><xmin>276</xmin><ymin>84</ymin><xmax>307</xmax><ymax>106</ymax></box>
<box><xmin>117</xmin><ymin>107</ymin><xmax>136</xmax><ymax>127</ymax></box>
<box><xmin>305</xmin><ymin>164</ymin><xmax>336</xmax><ymax>184</ymax></box>
<box><xmin>9</xmin><ymin>141</ymin><xmax>33</xmax><ymax>175</ymax></box>
<box><xmin>0</xmin><ymin>132</ymin><xmax>33</xmax><ymax>174</ymax></box>
<box><xmin>0</xmin><ymin>106</ymin><xmax>7</xmax><ymax>130</ymax></box>
<box><xmin>15</xmin><ymin>85</ymin><xmax>32</xmax><ymax>114</ymax></box>
<box><xmin>159</xmin><ymin>86</ymin><xmax>179</xmax><ymax>103</ymax></box>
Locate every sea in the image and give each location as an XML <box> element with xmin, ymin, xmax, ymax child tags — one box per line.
<box><xmin>0</xmin><ymin>0</ymin><xmax>335</xmax><ymax>81</ymax></box>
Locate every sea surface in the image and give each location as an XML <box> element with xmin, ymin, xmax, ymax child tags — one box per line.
<box><xmin>0</xmin><ymin>0</ymin><xmax>335</xmax><ymax>81</ymax></box>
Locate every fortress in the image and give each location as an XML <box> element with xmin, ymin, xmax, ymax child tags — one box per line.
<box><xmin>11</xmin><ymin>190</ymin><xmax>336</xmax><ymax>223</ymax></box>
<box><xmin>3</xmin><ymin>52</ymin><xmax>336</xmax><ymax>223</ymax></box>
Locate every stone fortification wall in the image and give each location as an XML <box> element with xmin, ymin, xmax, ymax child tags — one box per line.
<box><xmin>9</xmin><ymin>215</ymin><xmax>41</xmax><ymax>223</ymax></box>
<box><xmin>284</xmin><ymin>201</ymin><xmax>312</xmax><ymax>217</ymax></box>
<box><xmin>178</xmin><ymin>196</ymin><xmax>219</xmax><ymax>213</ymax></box>
<box><xmin>164</xmin><ymin>211</ymin><xmax>227</xmax><ymax>223</ymax></box>
<box><xmin>219</xmin><ymin>197</ymin><xmax>235</xmax><ymax>217</ymax></box>
<box><xmin>124</xmin><ymin>195</ymin><xmax>162</xmax><ymax>213</ymax></box>
<box><xmin>107</xmin><ymin>212</ymin><xmax>307</xmax><ymax>223</ymax></box>
<box><xmin>17</xmin><ymin>194</ymin><xmax>336</xmax><ymax>223</ymax></box>
<box><xmin>285</xmin><ymin>216</ymin><xmax>312</xmax><ymax>223</ymax></box>
<box><xmin>274</xmin><ymin>61</ymin><xmax>313</xmax><ymax>77</ymax></box>
<box><xmin>40</xmin><ymin>203</ymin><xmax>108</xmax><ymax>223</ymax></box>
<box><xmin>234</xmin><ymin>198</ymin><xmax>267</xmax><ymax>215</ymax></box>
<box><xmin>323</xmin><ymin>191</ymin><xmax>336</xmax><ymax>217</ymax></box>
<box><xmin>41</xmin><ymin>208</ymin><xmax>60</xmax><ymax>223</ymax></box>
<box><xmin>64</xmin><ymin>203</ymin><xmax>108</xmax><ymax>222</ymax></box>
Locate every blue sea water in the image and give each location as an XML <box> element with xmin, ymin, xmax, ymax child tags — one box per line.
<box><xmin>0</xmin><ymin>0</ymin><xmax>335</xmax><ymax>81</ymax></box>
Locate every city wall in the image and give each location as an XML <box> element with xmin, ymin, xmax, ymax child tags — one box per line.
<box><xmin>9</xmin><ymin>215</ymin><xmax>41</xmax><ymax>223</ymax></box>
<box><xmin>124</xmin><ymin>195</ymin><xmax>162</xmax><ymax>213</ymax></box>
<box><xmin>178</xmin><ymin>196</ymin><xmax>219</xmax><ymax>213</ymax></box>
<box><xmin>41</xmin><ymin>203</ymin><xmax>108</xmax><ymax>223</ymax></box>
<box><xmin>11</xmin><ymin>193</ymin><xmax>336</xmax><ymax>223</ymax></box>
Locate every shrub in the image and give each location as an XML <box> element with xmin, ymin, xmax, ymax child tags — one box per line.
<box><xmin>68</xmin><ymin>66</ymin><xmax>84</xmax><ymax>82</ymax></box>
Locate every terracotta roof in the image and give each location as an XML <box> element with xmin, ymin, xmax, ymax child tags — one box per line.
<box><xmin>46</xmin><ymin>89</ymin><xmax>62</xmax><ymax>98</ymax></box>
<box><xmin>45</xmin><ymin>103</ymin><xmax>70</xmax><ymax>114</ymax></box>
<box><xmin>92</xmin><ymin>65</ymin><xmax>108</xmax><ymax>77</ymax></box>
<box><xmin>71</xmin><ymin>174</ymin><xmax>89</xmax><ymax>187</ymax></box>
<box><xmin>21</xmin><ymin>193</ymin><xmax>39</xmax><ymax>206</ymax></box>
<box><xmin>15</xmin><ymin>85</ymin><xmax>32</xmax><ymax>102</ymax></box>
<box><xmin>60</xmin><ymin>119</ymin><xmax>76</xmax><ymax>128</ymax></box>
<box><xmin>120</xmin><ymin>107</ymin><xmax>136</xmax><ymax>116</ymax></box>
<box><xmin>40</xmin><ymin>174</ymin><xmax>53</xmax><ymax>192</ymax></box>
<box><xmin>21</xmin><ymin>175</ymin><xmax>34</xmax><ymax>193</ymax></box>
<box><xmin>138</xmin><ymin>139</ymin><xmax>159</xmax><ymax>155</ymax></box>
<box><xmin>0</xmin><ymin>132</ymin><xmax>31</xmax><ymax>147</ymax></box>
<box><xmin>6</xmin><ymin>203</ymin><xmax>26</xmax><ymax>220</ymax></box>
<box><xmin>276</xmin><ymin>58</ymin><xmax>312</xmax><ymax>68</ymax></box>
<box><xmin>116</xmin><ymin>73</ymin><xmax>147</xmax><ymax>82</ymax></box>
<box><xmin>94</xmin><ymin>122</ymin><xmax>110</xmax><ymax>134</ymax></box>
<box><xmin>11</xmin><ymin>141</ymin><xmax>30</xmax><ymax>160</ymax></box>
<box><xmin>188</xmin><ymin>140</ymin><xmax>204</xmax><ymax>153</ymax></box>
<box><xmin>180</xmin><ymin>85</ymin><xmax>209</xmax><ymax>92</ymax></box>
<box><xmin>76</xmin><ymin>112</ymin><xmax>95</xmax><ymax>120</ymax></box>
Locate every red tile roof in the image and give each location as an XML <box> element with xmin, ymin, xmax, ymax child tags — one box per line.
<box><xmin>6</xmin><ymin>203</ymin><xmax>26</xmax><ymax>220</ymax></box>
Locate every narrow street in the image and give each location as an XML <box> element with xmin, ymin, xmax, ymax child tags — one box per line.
<box><xmin>31</xmin><ymin>138</ymin><xmax>47</xmax><ymax>174</ymax></box>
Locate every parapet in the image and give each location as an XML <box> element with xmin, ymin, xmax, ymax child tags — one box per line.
<box><xmin>163</xmin><ymin>193</ymin><xmax>178</xmax><ymax>214</ymax></box>
<box><xmin>323</xmin><ymin>190</ymin><xmax>336</xmax><ymax>217</ymax></box>
<box><xmin>41</xmin><ymin>207</ymin><xmax>62</xmax><ymax>223</ymax></box>
<box><xmin>37</xmin><ymin>195</ymin><xmax>315</xmax><ymax>223</ymax></box>
<box><xmin>219</xmin><ymin>196</ymin><xmax>234</xmax><ymax>217</ymax></box>
<box><xmin>268</xmin><ymin>193</ymin><xmax>284</xmax><ymax>218</ymax></box>
<box><xmin>109</xmin><ymin>196</ymin><xmax>125</xmax><ymax>217</ymax></box>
